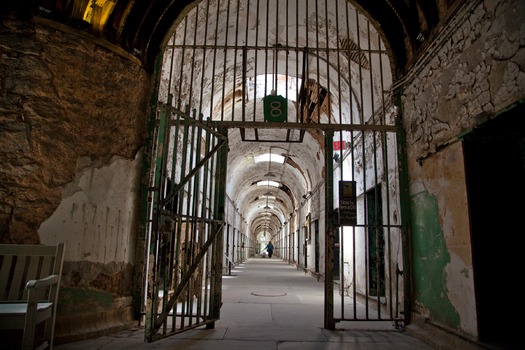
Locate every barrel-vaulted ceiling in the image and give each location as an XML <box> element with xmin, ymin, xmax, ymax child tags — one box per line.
<box><xmin>10</xmin><ymin>0</ymin><xmax>460</xmax><ymax>75</ymax></box>
<box><xmin>4</xmin><ymin>0</ymin><xmax>460</xmax><ymax>241</ymax></box>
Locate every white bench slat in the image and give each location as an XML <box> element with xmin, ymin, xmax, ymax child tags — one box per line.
<box><xmin>0</xmin><ymin>302</ymin><xmax>53</xmax><ymax>316</ymax></box>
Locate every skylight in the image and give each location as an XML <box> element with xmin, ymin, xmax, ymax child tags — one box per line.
<box><xmin>254</xmin><ymin>153</ymin><xmax>286</xmax><ymax>164</ymax></box>
<box><xmin>247</xmin><ymin>74</ymin><xmax>301</xmax><ymax>102</ymax></box>
<box><xmin>257</xmin><ymin>180</ymin><xmax>280</xmax><ymax>187</ymax></box>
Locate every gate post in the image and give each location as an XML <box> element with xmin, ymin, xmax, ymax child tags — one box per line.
<box><xmin>324</xmin><ymin>131</ymin><xmax>335</xmax><ymax>330</ymax></box>
<box><xmin>208</xmin><ymin>127</ymin><xmax>228</xmax><ymax>328</ymax></box>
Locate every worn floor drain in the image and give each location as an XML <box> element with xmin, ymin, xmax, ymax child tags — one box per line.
<box><xmin>251</xmin><ymin>291</ymin><xmax>287</xmax><ymax>297</ymax></box>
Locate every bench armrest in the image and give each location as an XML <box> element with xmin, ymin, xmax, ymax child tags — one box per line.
<box><xmin>26</xmin><ymin>275</ymin><xmax>59</xmax><ymax>290</ymax></box>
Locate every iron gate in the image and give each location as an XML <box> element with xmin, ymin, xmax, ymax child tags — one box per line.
<box><xmin>143</xmin><ymin>101</ymin><xmax>228</xmax><ymax>342</ymax></box>
<box><xmin>146</xmin><ymin>0</ymin><xmax>406</xmax><ymax>340</ymax></box>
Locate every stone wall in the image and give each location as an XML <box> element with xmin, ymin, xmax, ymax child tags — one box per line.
<box><xmin>401</xmin><ymin>0</ymin><xmax>525</xmax><ymax>341</ymax></box>
<box><xmin>0</xmin><ymin>17</ymin><xmax>153</xmax><ymax>340</ymax></box>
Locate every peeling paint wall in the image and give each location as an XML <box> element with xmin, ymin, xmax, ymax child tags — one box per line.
<box><xmin>402</xmin><ymin>0</ymin><xmax>525</xmax><ymax>338</ymax></box>
<box><xmin>39</xmin><ymin>154</ymin><xmax>142</xmax><ymax>318</ymax></box>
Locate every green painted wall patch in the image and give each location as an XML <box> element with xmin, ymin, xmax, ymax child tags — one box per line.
<box><xmin>410</xmin><ymin>190</ymin><xmax>460</xmax><ymax>329</ymax></box>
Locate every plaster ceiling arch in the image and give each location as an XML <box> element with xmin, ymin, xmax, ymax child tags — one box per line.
<box><xmin>226</xmin><ymin>129</ymin><xmax>324</xmax><ymax>209</ymax></box>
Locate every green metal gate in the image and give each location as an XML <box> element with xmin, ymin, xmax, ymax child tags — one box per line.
<box><xmin>143</xmin><ymin>101</ymin><xmax>228</xmax><ymax>342</ymax></box>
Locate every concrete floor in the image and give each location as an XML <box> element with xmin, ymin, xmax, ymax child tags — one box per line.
<box><xmin>55</xmin><ymin>257</ymin><xmax>435</xmax><ymax>350</ymax></box>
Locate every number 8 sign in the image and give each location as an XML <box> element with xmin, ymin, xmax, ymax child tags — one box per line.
<box><xmin>263</xmin><ymin>94</ymin><xmax>287</xmax><ymax>122</ymax></box>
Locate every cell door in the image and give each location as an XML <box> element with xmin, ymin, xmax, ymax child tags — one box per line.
<box><xmin>142</xmin><ymin>103</ymin><xmax>228</xmax><ymax>342</ymax></box>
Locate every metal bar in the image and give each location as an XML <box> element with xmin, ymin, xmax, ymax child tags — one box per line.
<box><xmin>396</xmin><ymin>108</ymin><xmax>412</xmax><ymax>326</ymax></box>
<box><xmin>232</xmin><ymin>0</ymin><xmax>241</xmax><ymax>122</ymax></box>
<box><xmin>220</xmin><ymin>0</ymin><xmax>231</xmax><ymax>122</ymax></box>
<box><xmin>242</xmin><ymin>47</ymin><xmax>247</xmax><ymax>123</ymax></box>
<box><xmin>202</xmin><ymin>129</ymin><xmax>215</xmax><ymax>321</ymax></box>
<box><xmin>324</xmin><ymin>130</ymin><xmax>335</xmax><ymax>330</ymax></box>
<box><xmin>188</xmin><ymin>6</ymin><xmax>200</xmax><ymax>108</ymax></box>
<box><xmin>168</xmin><ymin>111</ymin><xmax>228</xmax><ymax>140</ymax></box>
<box><xmin>198</xmin><ymin>0</ymin><xmax>211</xmax><ymax>117</ymax></box>
<box><xmin>208</xmin><ymin>127</ymin><xmax>228</xmax><ymax>328</ymax></box>
<box><xmin>252</xmin><ymin>0</ymin><xmax>260</xmax><ymax>123</ymax></box>
<box><xmin>164</xmin><ymin>139</ymin><xmax>227</xmax><ymax>204</ymax></box>
<box><xmin>154</xmin><ymin>221</ymin><xmax>225</xmax><ymax>329</ymax></box>
<box><xmin>145</xmin><ymin>103</ymin><xmax>170</xmax><ymax>342</ymax></box>
<box><xmin>209</xmin><ymin>0</ymin><xmax>220</xmax><ymax>121</ymax></box>
<box><xmin>165</xmin><ymin>43</ymin><xmax>386</xmax><ymax>54</ymax></box>
<box><xmin>201</xmin><ymin>120</ymin><xmax>396</xmax><ymax>131</ymax></box>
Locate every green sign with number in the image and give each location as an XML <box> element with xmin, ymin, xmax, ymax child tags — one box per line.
<box><xmin>263</xmin><ymin>95</ymin><xmax>287</xmax><ymax>122</ymax></box>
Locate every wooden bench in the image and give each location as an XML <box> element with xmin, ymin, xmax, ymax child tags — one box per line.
<box><xmin>0</xmin><ymin>242</ymin><xmax>65</xmax><ymax>350</ymax></box>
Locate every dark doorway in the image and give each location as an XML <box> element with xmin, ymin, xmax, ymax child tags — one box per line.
<box><xmin>463</xmin><ymin>104</ymin><xmax>524</xmax><ymax>347</ymax></box>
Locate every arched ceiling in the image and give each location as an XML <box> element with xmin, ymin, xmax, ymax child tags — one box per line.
<box><xmin>9</xmin><ymin>0</ymin><xmax>461</xmax><ymax>75</ymax></box>
<box><xmin>4</xmin><ymin>0</ymin><xmax>462</xmax><ymax>242</ymax></box>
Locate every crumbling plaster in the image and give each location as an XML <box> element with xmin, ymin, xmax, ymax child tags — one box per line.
<box><xmin>401</xmin><ymin>0</ymin><xmax>525</xmax><ymax>337</ymax></box>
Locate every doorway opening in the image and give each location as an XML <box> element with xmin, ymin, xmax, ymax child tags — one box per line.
<box><xmin>463</xmin><ymin>103</ymin><xmax>524</xmax><ymax>347</ymax></box>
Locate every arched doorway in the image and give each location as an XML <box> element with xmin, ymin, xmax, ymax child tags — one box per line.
<box><xmin>141</xmin><ymin>0</ymin><xmax>406</xmax><ymax>342</ymax></box>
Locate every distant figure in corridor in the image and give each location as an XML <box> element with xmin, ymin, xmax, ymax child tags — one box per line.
<box><xmin>264</xmin><ymin>241</ymin><xmax>274</xmax><ymax>258</ymax></box>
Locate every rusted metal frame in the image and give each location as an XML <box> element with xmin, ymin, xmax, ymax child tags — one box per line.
<box><xmin>166</xmin><ymin>43</ymin><xmax>385</xmax><ymax>55</ymax></box>
<box><xmin>165</xmin><ymin>113</ymin><xmax>180</xmax><ymax>334</ymax></box>
<box><xmin>191</xmin><ymin>112</ymin><xmax>206</xmax><ymax>325</ymax></box>
<box><xmin>171</xmin><ymin>111</ymin><xmax>186</xmax><ymax>333</ymax></box>
<box><xmin>284</xmin><ymin>0</ymin><xmax>290</xmax><ymax>138</ymax></box>
<box><xmin>138</xmin><ymin>54</ymin><xmax>163</xmax><ymax>327</ymax></box>
<box><xmin>365</xmin><ymin>18</ymin><xmax>383</xmax><ymax>320</ymax></box>
<box><xmin>395</xmin><ymin>95</ymin><xmax>412</xmax><ymax>326</ymax></box>
<box><xmin>198</xmin><ymin>123</ymin><xmax>213</xmax><ymax>322</ymax></box>
<box><xmin>314</xmin><ymin>0</ymin><xmax>321</xmax><ymax>127</ymax></box>
<box><xmin>231</xmin><ymin>0</ymin><xmax>241</xmax><ymax>123</ymax></box>
<box><xmin>169</xmin><ymin>108</ymin><xmax>228</xmax><ymax>140</ymax></box>
<box><xmin>203</xmin><ymin>131</ymin><xmax>218</xmax><ymax>321</ymax></box>
<box><xmin>274</xmin><ymin>0</ymin><xmax>279</xmax><ymax>95</ymax></box>
<box><xmin>252</xmin><ymin>0</ymin><xmax>260</xmax><ymax>124</ymax></box>
<box><xmin>324</xmin><ymin>130</ymin><xmax>335</xmax><ymax>330</ymax></box>
<box><xmin>156</xmin><ymin>103</ymin><xmax>174</xmax><ymax>332</ymax></box>
<box><xmin>145</xmin><ymin>102</ymin><xmax>171</xmax><ymax>342</ymax></box>
<box><xmin>241</xmin><ymin>46</ymin><xmax>247</xmax><ymax>138</ymax></box>
<box><xmin>188</xmin><ymin>6</ymin><xmax>200</xmax><ymax>113</ymax></box>
<box><xmin>353</xmin><ymin>8</ymin><xmax>371</xmax><ymax>320</ymax></box>
<box><xmin>323</xmin><ymin>0</ymin><xmax>331</xmax><ymax>127</ymax></box>
<box><xmin>242</xmin><ymin>0</ymin><xmax>250</xmax><ymax>125</ymax></box>
<box><xmin>153</xmin><ymin>221</ymin><xmax>225</xmax><ymax>333</ymax></box>
<box><xmin>207</xmin><ymin>127</ymin><xmax>228</xmax><ymax>329</ymax></box>
<box><xmin>176</xmin><ymin>14</ymin><xmax>189</xmax><ymax>111</ymax></box>
<box><xmin>182</xmin><ymin>109</ymin><xmax>200</xmax><ymax>328</ymax></box>
<box><xmin>220</xmin><ymin>0</ymin><xmax>232</xmax><ymax>123</ymax></box>
<box><xmin>159</xmin><ymin>211</ymin><xmax>224</xmax><ymax>226</ymax></box>
<box><xmin>204</xmin><ymin>120</ymin><xmax>396</xmax><ymax>131</ymax></box>
<box><xmin>163</xmin><ymin>139</ymin><xmax>227</xmax><ymax>205</ymax></box>
<box><xmin>295</xmin><ymin>0</ymin><xmax>299</xmax><ymax>125</ymax></box>
<box><xmin>264</xmin><ymin>0</ymin><xmax>269</xmax><ymax>101</ymax></box>
<box><xmin>176</xmin><ymin>107</ymin><xmax>192</xmax><ymax>331</ymax></box>
<box><xmin>299</xmin><ymin>48</ymin><xmax>308</xmax><ymax>124</ymax></box>
<box><xmin>376</xmin><ymin>24</ymin><xmax>397</xmax><ymax>319</ymax></box>
<box><xmin>209</xmin><ymin>0</ymin><xmax>220</xmax><ymax>123</ymax></box>
<box><xmin>344</xmin><ymin>3</ymin><xmax>359</xmax><ymax>321</ymax></box>
<box><xmin>333</xmin><ymin>0</ymin><xmax>345</xmax><ymax>321</ymax></box>
<box><xmin>198</xmin><ymin>0</ymin><xmax>210</xmax><ymax>123</ymax></box>
<box><xmin>166</xmin><ymin>22</ymin><xmax>176</xmax><ymax>99</ymax></box>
